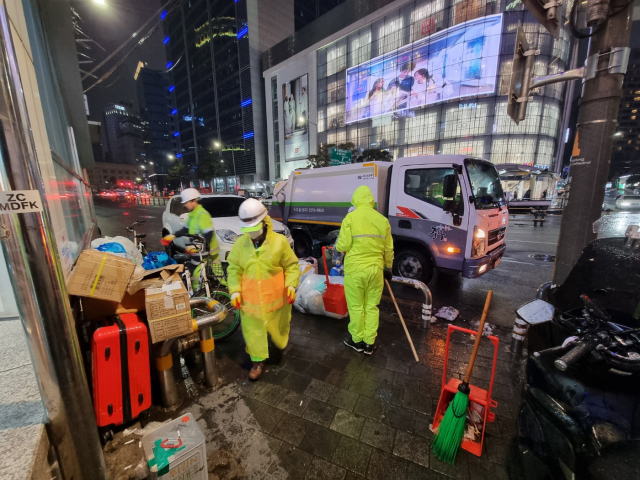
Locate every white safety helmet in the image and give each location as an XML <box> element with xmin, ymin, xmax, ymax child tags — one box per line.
<box><xmin>238</xmin><ymin>198</ymin><xmax>267</xmax><ymax>230</ymax></box>
<box><xmin>181</xmin><ymin>188</ymin><xmax>200</xmax><ymax>203</ymax></box>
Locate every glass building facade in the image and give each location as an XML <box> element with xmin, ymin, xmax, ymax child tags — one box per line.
<box><xmin>264</xmin><ymin>0</ymin><xmax>574</xmax><ymax>180</ymax></box>
<box><xmin>163</xmin><ymin>0</ymin><xmax>259</xmax><ymax>183</ymax></box>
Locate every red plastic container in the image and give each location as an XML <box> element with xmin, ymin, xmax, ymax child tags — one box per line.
<box><xmin>431</xmin><ymin>324</ymin><xmax>499</xmax><ymax>457</ymax></box>
<box><xmin>321</xmin><ymin>246</ymin><xmax>348</xmax><ymax>315</ymax></box>
<box><xmin>92</xmin><ymin>313</ymin><xmax>151</xmax><ymax>428</ymax></box>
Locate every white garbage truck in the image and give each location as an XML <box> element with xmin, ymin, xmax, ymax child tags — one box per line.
<box><xmin>270</xmin><ymin>155</ymin><xmax>508</xmax><ymax>284</ymax></box>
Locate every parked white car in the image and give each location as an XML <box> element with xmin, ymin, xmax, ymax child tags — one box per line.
<box><xmin>162</xmin><ymin>194</ymin><xmax>294</xmax><ymax>261</ymax></box>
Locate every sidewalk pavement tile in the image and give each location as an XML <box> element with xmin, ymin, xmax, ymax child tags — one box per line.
<box><xmin>353</xmin><ymin>395</ymin><xmax>385</xmax><ymax>422</ymax></box>
<box><xmin>254</xmin><ymin>383</ymin><xmax>288</xmax><ymax>407</ymax></box>
<box><xmin>403</xmin><ymin>388</ymin><xmax>432</xmax><ymax>415</ymax></box>
<box><xmin>305</xmin><ymin>457</ymin><xmax>347</xmax><ymax>480</ymax></box>
<box><xmin>281</xmin><ymin>372</ymin><xmax>314</xmax><ymax>394</ymax></box>
<box><xmin>393</xmin><ymin>430</ymin><xmax>430</xmax><ymax>467</ymax></box>
<box><xmin>304</xmin><ymin>378</ymin><xmax>335</xmax><ymax>401</ymax></box>
<box><xmin>299</xmin><ymin>424</ymin><xmax>343</xmax><ymax>461</ymax></box>
<box><xmin>266</xmin><ymin>443</ymin><xmax>313</xmax><ymax>479</ymax></box>
<box><xmin>332</xmin><ymin>436</ymin><xmax>372</xmax><ymax>476</ymax></box>
<box><xmin>429</xmin><ymin>449</ymin><xmax>470</xmax><ymax>480</ymax></box>
<box><xmin>307</xmin><ymin>363</ymin><xmax>333</xmax><ymax>381</ymax></box>
<box><xmin>328</xmin><ymin>388</ymin><xmax>359</xmax><ymax>411</ymax></box>
<box><xmin>277</xmin><ymin>391</ymin><xmax>311</xmax><ymax>416</ymax></box>
<box><xmin>253</xmin><ymin>402</ymin><xmax>286</xmax><ymax>434</ymax></box>
<box><xmin>406</xmin><ymin>461</ymin><xmax>448</xmax><ymax>479</ymax></box>
<box><xmin>325</xmin><ymin>369</ymin><xmax>355</xmax><ymax>389</ymax></box>
<box><xmin>330</xmin><ymin>409</ymin><xmax>366</xmax><ymax>439</ymax></box>
<box><xmin>367</xmin><ymin>449</ymin><xmax>409</xmax><ymax>480</ymax></box>
<box><xmin>272</xmin><ymin>412</ymin><xmax>313</xmax><ymax>446</ymax></box>
<box><xmin>359</xmin><ymin>418</ymin><xmax>396</xmax><ymax>452</ymax></box>
<box><xmin>303</xmin><ymin>398</ymin><xmax>339</xmax><ymax>427</ymax></box>
<box><xmin>348</xmin><ymin>376</ymin><xmax>378</xmax><ymax>397</ymax></box>
<box><xmin>374</xmin><ymin>385</ymin><xmax>405</xmax><ymax>405</ymax></box>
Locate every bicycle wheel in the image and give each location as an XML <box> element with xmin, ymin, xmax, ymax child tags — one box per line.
<box><xmin>194</xmin><ymin>287</ymin><xmax>241</xmax><ymax>341</ymax></box>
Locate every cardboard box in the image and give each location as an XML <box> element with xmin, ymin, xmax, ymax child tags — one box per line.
<box><xmin>67</xmin><ymin>250</ymin><xmax>136</xmax><ymax>302</ymax></box>
<box><xmin>81</xmin><ymin>290</ymin><xmax>146</xmax><ymax>321</ymax></box>
<box><xmin>142</xmin><ymin>267</ymin><xmax>192</xmax><ymax>343</ymax></box>
<box><xmin>142</xmin><ymin>412</ymin><xmax>207</xmax><ymax>480</ymax></box>
<box><xmin>127</xmin><ymin>264</ymin><xmax>184</xmax><ymax>295</ymax></box>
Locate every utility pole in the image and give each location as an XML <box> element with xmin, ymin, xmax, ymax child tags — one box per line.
<box><xmin>0</xmin><ymin>7</ymin><xmax>106</xmax><ymax>479</ymax></box>
<box><xmin>553</xmin><ymin>2</ymin><xmax>633</xmax><ymax>283</ymax></box>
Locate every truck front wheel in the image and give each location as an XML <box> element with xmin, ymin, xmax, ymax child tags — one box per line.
<box><xmin>394</xmin><ymin>249</ymin><xmax>434</xmax><ymax>284</ymax></box>
<box><xmin>292</xmin><ymin>231</ymin><xmax>313</xmax><ymax>258</ymax></box>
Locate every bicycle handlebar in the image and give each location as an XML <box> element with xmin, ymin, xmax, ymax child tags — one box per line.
<box><xmin>554</xmin><ymin>341</ymin><xmax>594</xmax><ymax>371</ymax></box>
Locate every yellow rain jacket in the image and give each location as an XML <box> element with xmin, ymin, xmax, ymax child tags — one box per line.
<box><xmin>227</xmin><ymin>215</ymin><xmax>300</xmax><ymax>360</ymax></box>
<box><xmin>336</xmin><ymin>186</ymin><xmax>394</xmax><ymax>344</ymax></box>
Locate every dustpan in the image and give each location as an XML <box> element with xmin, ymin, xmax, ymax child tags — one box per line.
<box><xmin>431</xmin><ymin>324</ymin><xmax>499</xmax><ymax>457</ymax></box>
<box><xmin>321</xmin><ymin>246</ymin><xmax>348</xmax><ymax>315</ymax></box>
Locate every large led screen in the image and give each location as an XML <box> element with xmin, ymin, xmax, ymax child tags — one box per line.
<box><xmin>345</xmin><ymin>14</ymin><xmax>503</xmax><ymax>124</ymax></box>
<box><xmin>283</xmin><ymin>74</ymin><xmax>309</xmax><ymax>161</ymax></box>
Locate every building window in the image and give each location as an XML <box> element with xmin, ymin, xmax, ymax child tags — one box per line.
<box><xmin>377</xmin><ymin>15</ymin><xmax>404</xmax><ymax>55</ymax></box>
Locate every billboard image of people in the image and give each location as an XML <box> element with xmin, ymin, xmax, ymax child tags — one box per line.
<box><xmin>345</xmin><ymin>14</ymin><xmax>503</xmax><ymax>123</ymax></box>
<box><xmin>283</xmin><ymin>74</ymin><xmax>309</xmax><ymax>161</ymax></box>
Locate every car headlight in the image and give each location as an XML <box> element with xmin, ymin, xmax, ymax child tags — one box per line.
<box><xmin>283</xmin><ymin>225</ymin><xmax>291</xmax><ymax>238</ymax></box>
<box><xmin>472</xmin><ymin>226</ymin><xmax>486</xmax><ymax>258</ymax></box>
<box><xmin>216</xmin><ymin>229</ymin><xmax>239</xmax><ymax>244</ymax></box>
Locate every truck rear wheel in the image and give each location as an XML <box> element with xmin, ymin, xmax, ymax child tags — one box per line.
<box><xmin>394</xmin><ymin>248</ymin><xmax>434</xmax><ymax>284</ymax></box>
<box><xmin>292</xmin><ymin>231</ymin><xmax>313</xmax><ymax>258</ymax></box>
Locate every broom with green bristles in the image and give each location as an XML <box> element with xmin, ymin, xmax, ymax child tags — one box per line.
<box><xmin>431</xmin><ymin>290</ymin><xmax>493</xmax><ymax>464</ymax></box>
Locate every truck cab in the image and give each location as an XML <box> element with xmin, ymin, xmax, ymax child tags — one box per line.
<box><xmin>271</xmin><ymin>155</ymin><xmax>507</xmax><ymax>284</ymax></box>
<box><xmin>388</xmin><ymin>156</ymin><xmax>507</xmax><ymax>283</ymax></box>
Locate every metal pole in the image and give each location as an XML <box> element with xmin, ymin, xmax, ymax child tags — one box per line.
<box><xmin>0</xmin><ymin>7</ymin><xmax>106</xmax><ymax>479</ymax></box>
<box><xmin>555</xmin><ymin>40</ymin><xmax>581</xmax><ymax>174</ymax></box>
<box><xmin>231</xmin><ymin>145</ymin><xmax>237</xmax><ymax>176</ymax></box>
<box><xmin>553</xmin><ymin>4</ymin><xmax>634</xmax><ymax>284</ymax></box>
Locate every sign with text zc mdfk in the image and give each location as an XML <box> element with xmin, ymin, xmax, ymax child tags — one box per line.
<box><xmin>0</xmin><ymin>191</ymin><xmax>43</xmax><ymax>214</ymax></box>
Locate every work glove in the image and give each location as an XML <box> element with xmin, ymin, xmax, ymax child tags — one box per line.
<box><xmin>287</xmin><ymin>286</ymin><xmax>296</xmax><ymax>305</ymax></box>
<box><xmin>383</xmin><ymin>268</ymin><xmax>393</xmax><ymax>282</ymax></box>
<box><xmin>231</xmin><ymin>292</ymin><xmax>242</xmax><ymax>309</ymax></box>
<box><xmin>161</xmin><ymin>234</ymin><xmax>176</xmax><ymax>246</ymax></box>
<box><xmin>185</xmin><ymin>245</ymin><xmax>200</xmax><ymax>255</ymax></box>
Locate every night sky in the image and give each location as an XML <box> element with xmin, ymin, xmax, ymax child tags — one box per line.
<box><xmin>72</xmin><ymin>0</ymin><xmax>167</xmax><ymax>122</ymax></box>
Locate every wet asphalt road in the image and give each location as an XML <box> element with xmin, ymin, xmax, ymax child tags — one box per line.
<box><xmin>94</xmin><ymin>197</ymin><xmax>560</xmax><ymax>327</ymax></box>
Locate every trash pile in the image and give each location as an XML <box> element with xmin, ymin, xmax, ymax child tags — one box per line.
<box><xmin>91</xmin><ymin>236</ymin><xmax>176</xmax><ymax>271</ymax></box>
<box><xmin>294</xmin><ymin>274</ymin><xmax>348</xmax><ymax>319</ymax></box>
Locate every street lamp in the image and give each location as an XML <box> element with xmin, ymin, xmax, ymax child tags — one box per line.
<box><xmin>213</xmin><ymin>141</ymin><xmax>238</xmax><ymax>177</ymax></box>
<box><xmin>92</xmin><ymin>0</ymin><xmax>106</xmax><ymax>5</ymax></box>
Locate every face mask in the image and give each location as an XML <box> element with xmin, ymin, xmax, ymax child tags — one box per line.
<box><xmin>248</xmin><ymin>224</ymin><xmax>263</xmax><ymax>240</ymax></box>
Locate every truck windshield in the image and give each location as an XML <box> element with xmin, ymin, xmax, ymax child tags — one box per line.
<box><xmin>464</xmin><ymin>159</ymin><xmax>505</xmax><ymax>209</ymax></box>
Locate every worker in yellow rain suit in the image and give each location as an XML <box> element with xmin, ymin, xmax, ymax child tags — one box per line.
<box><xmin>161</xmin><ymin>188</ymin><xmax>220</xmax><ymax>291</ymax></box>
<box><xmin>227</xmin><ymin>198</ymin><xmax>300</xmax><ymax>381</ymax></box>
<box><xmin>336</xmin><ymin>185</ymin><xmax>394</xmax><ymax>355</ymax></box>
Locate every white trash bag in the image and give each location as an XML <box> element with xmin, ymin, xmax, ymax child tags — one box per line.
<box><xmin>435</xmin><ymin>306</ymin><xmax>459</xmax><ymax>322</ymax></box>
<box><xmin>294</xmin><ymin>274</ymin><xmax>347</xmax><ymax>319</ymax></box>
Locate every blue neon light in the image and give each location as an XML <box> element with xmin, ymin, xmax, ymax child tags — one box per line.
<box><xmin>176</xmin><ymin>153</ymin><xmax>183</xmax><ymax>158</ymax></box>
<box><xmin>241</xmin><ymin>98</ymin><xmax>252</xmax><ymax>107</ymax></box>
<box><xmin>237</xmin><ymin>27</ymin><xmax>248</xmax><ymax>39</ymax></box>
<box><xmin>164</xmin><ymin>36</ymin><xmax>170</xmax><ymax>45</ymax></box>
<box><xmin>243</xmin><ymin>132</ymin><xmax>254</xmax><ymax>139</ymax></box>
<box><xmin>166</xmin><ymin>61</ymin><xmax>173</xmax><ymax>69</ymax></box>
<box><xmin>171</xmin><ymin>109</ymin><xmax>178</xmax><ymax>115</ymax></box>
<box><xmin>168</xmin><ymin>85</ymin><xmax>175</xmax><ymax>93</ymax></box>
<box><xmin>160</xmin><ymin>11</ymin><xmax>167</xmax><ymax>20</ymax></box>
<box><xmin>173</xmin><ymin>132</ymin><xmax>180</xmax><ymax>137</ymax></box>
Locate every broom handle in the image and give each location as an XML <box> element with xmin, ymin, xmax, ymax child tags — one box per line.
<box><xmin>463</xmin><ymin>290</ymin><xmax>493</xmax><ymax>384</ymax></box>
<box><xmin>385</xmin><ymin>279</ymin><xmax>420</xmax><ymax>362</ymax></box>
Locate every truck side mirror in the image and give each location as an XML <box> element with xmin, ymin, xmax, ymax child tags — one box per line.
<box><xmin>443</xmin><ymin>174</ymin><xmax>457</xmax><ymax>198</ymax></box>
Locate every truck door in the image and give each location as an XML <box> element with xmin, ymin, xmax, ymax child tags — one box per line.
<box><xmin>389</xmin><ymin>164</ymin><xmax>469</xmax><ymax>275</ymax></box>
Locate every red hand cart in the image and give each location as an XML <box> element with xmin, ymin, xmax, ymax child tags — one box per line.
<box><xmin>432</xmin><ymin>324</ymin><xmax>499</xmax><ymax>457</ymax></box>
<box><xmin>321</xmin><ymin>246</ymin><xmax>348</xmax><ymax>316</ymax></box>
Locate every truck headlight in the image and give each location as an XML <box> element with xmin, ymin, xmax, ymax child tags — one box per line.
<box><xmin>216</xmin><ymin>229</ymin><xmax>239</xmax><ymax>244</ymax></box>
<box><xmin>472</xmin><ymin>226</ymin><xmax>486</xmax><ymax>258</ymax></box>
<box><xmin>283</xmin><ymin>225</ymin><xmax>291</xmax><ymax>238</ymax></box>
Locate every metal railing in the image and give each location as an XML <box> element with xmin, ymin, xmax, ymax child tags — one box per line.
<box><xmin>94</xmin><ymin>194</ymin><xmax>168</xmax><ymax>206</ymax></box>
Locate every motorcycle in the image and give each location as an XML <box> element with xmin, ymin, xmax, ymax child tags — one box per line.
<box><xmin>515</xmin><ymin>223</ymin><xmax>640</xmax><ymax>479</ymax></box>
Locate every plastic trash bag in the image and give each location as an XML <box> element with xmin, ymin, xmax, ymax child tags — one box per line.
<box><xmin>91</xmin><ymin>236</ymin><xmax>144</xmax><ymax>266</ymax></box>
<box><xmin>294</xmin><ymin>274</ymin><xmax>347</xmax><ymax>319</ymax></box>
<box><xmin>95</xmin><ymin>242</ymin><xmax>126</xmax><ymax>254</ymax></box>
<box><xmin>298</xmin><ymin>258</ymin><xmax>318</xmax><ymax>283</ymax></box>
<box><xmin>142</xmin><ymin>252</ymin><xmax>177</xmax><ymax>270</ymax></box>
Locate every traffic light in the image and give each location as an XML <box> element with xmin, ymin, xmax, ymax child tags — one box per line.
<box><xmin>521</xmin><ymin>0</ymin><xmax>561</xmax><ymax>39</ymax></box>
<box><xmin>507</xmin><ymin>22</ymin><xmax>536</xmax><ymax>125</ymax></box>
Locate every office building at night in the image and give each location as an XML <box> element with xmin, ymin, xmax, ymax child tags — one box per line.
<box><xmin>263</xmin><ymin>0</ymin><xmax>573</xmax><ymax>180</ymax></box>
<box><xmin>101</xmin><ymin>101</ymin><xmax>144</xmax><ymax>165</ymax></box>
<box><xmin>611</xmin><ymin>48</ymin><xmax>640</xmax><ymax>178</ymax></box>
<box><xmin>136</xmin><ymin>66</ymin><xmax>180</xmax><ymax>171</ymax></box>
<box><xmin>162</xmin><ymin>0</ymin><xmax>293</xmax><ymax>192</ymax></box>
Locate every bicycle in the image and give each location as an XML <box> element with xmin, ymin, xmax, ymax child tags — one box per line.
<box><xmin>127</xmin><ymin>221</ymin><xmax>148</xmax><ymax>256</ymax></box>
<box><xmin>171</xmin><ymin>234</ymin><xmax>241</xmax><ymax>341</ymax></box>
